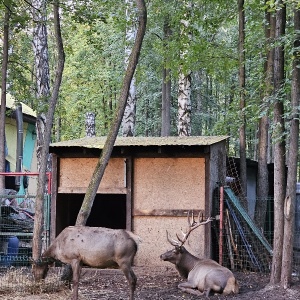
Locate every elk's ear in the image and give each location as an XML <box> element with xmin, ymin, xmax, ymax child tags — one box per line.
<box><xmin>174</xmin><ymin>245</ymin><xmax>182</xmax><ymax>253</ymax></box>
<box><xmin>177</xmin><ymin>246</ymin><xmax>185</xmax><ymax>253</ymax></box>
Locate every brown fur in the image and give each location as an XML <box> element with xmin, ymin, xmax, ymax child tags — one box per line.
<box><xmin>32</xmin><ymin>226</ymin><xmax>141</xmax><ymax>300</ymax></box>
<box><xmin>160</xmin><ymin>245</ymin><xmax>239</xmax><ymax>297</ymax></box>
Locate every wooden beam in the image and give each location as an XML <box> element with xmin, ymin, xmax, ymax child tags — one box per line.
<box><xmin>133</xmin><ymin>209</ymin><xmax>205</xmax><ymax>217</ymax></box>
<box><xmin>50</xmin><ymin>154</ymin><xmax>58</xmax><ymax>241</ymax></box>
<box><xmin>57</xmin><ymin>187</ymin><xmax>127</xmax><ymax>194</ymax></box>
<box><xmin>125</xmin><ymin>157</ymin><xmax>133</xmax><ymax>231</ymax></box>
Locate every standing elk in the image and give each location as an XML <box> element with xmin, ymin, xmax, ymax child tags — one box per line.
<box><xmin>32</xmin><ymin>226</ymin><xmax>141</xmax><ymax>300</ymax></box>
<box><xmin>160</xmin><ymin>212</ymin><xmax>239</xmax><ymax>297</ymax></box>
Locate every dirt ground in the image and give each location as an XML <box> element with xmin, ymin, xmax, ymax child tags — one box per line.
<box><xmin>1</xmin><ymin>266</ymin><xmax>300</xmax><ymax>300</ymax></box>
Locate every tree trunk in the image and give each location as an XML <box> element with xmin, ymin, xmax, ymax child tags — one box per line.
<box><xmin>161</xmin><ymin>18</ymin><xmax>171</xmax><ymax>137</ymax></box>
<box><xmin>238</xmin><ymin>0</ymin><xmax>247</xmax><ymax>203</ymax></box>
<box><xmin>177</xmin><ymin>2</ymin><xmax>192</xmax><ymax>137</ymax></box>
<box><xmin>31</xmin><ymin>0</ymin><xmax>51</xmax><ymax>172</ymax></box>
<box><xmin>270</xmin><ymin>1</ymin><xmax>286</xmax><ymax>285</ymax></box>
<box><xmin>193</xmin><ymin>71</ymin><xmax>203</xmax><ymax>136</ymax></box>
<box><xmin>32</xmin><ymin>0</ymin><xmax>65</xmax><ymax>261</ymax></box>
<box><xmin>31</xmin><ymin>0</ymin><xmax>51</xmax><ymax>260</ymax></box>
<box><xmin>76</xmin><ymin>0</ymin><xmax>147</xmax><ymax>226</ymax></box>
<box><xmin>85</xmin><ymin>112</ymin><xmax>96</xmax><ymax>137</ymax></box>
<box><xmin>122</xmin><ymin>0</ymin><xmax>138</xmax><ymax>137</ymax></box>
<box><xmin>178</xmin><ymin>73</ymin><xmax>191</xmax><ymax>136</ymax></box>
<box><xmin>281</xmin><ymin>7</ymin><xmax>300</xmax><ymax>289</ymax></box>
<box><xmin>0</xmin><ymin>7</ymin><xmax>9</xmax><ymax>191</ymax></box>
<box><xmin>161</xmin><ymin>67</ymin><xmax>171</xmax><ymax>136</ymax></box>
<box><xmin>255</xmin><ymin>3</ymin><xmax>275</xmax><ymax>229</ymax></box>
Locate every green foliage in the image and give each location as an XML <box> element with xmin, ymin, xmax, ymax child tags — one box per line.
<box><xmin>0</xmin><ymin>0</ymin><xmax>35</xmax><ymax>106</ymax></box>
<box><xmin>1</xmin><ymin>0</ymin><xmax>299</xmax><ymax>161</ymax></box>
<box><xmin>58</xmin><ymin>17</ymin><xmax>124</xmax><ymax>140</ymax></box>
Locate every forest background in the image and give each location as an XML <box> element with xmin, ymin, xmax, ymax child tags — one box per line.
<box><xmin>0</xmin><ymin>0</ymin><xmax>298</xmax><ymax>160</ymax></box>
<box><xmin>0</xmin><ymin>0</ymin><xmax>300</xmax><ymax>291</ymax></box>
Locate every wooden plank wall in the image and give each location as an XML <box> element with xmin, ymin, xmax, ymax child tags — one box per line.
<box><xmin>132</xmin><ymin>157</ymin><xmax>207</xmax><ymax>266</ymax></box>
<box><xmin>58</xmin><ymin>157</ymin><xmax>126</xmax><ymax>194</ymax></box>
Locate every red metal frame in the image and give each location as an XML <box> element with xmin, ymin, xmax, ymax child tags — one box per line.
<box><xmin>0</xmin><ymin>172</ymin><xmax>52</xmax><ymax>194</ymax></box>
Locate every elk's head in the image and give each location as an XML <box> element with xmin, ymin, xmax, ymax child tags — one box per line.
<box><xmin>31</xmin><ymin>257</ymin><xmax>54</xmax><ymax>281</ymax></box>
<box><xmin>160</xmin><ymin>211</ymin><xmax>213</xmax><ymax>264</ymax></box>
<box><xmin>160</xmin><ymin>243</ymin><xmax>188</xmax><ymax>264</ymax></box>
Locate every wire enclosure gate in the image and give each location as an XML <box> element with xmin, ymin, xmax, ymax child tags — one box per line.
<box><xmin>211</xmin><ymin>157</ymin><xmax>300</xmax><ymax>275</ymax></box>
<box><xmin>0</xmin><ymin>172</ymin><xmax>51</xmax><ymax>268</ymax></box>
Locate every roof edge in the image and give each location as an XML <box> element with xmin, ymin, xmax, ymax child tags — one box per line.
<box><xmin>50</xmin><ymin>136</ymin><xmax>229</xmax><ymax>149</ymax></box>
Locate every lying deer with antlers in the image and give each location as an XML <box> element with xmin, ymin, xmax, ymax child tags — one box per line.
<box><xmin>160</xmin><ymin>212</ymin><xmax>239</xmax><ymax>297</ymax></box>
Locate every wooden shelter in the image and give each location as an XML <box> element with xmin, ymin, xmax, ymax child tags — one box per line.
<box><xmin>3</xmin><ymin>93</ymin><xmax>37</xmax><ymax>171</ymax></box>
<box><xmin>49</xmin><ymin>136</ymin><xmax>228</xmax><ymax>266</ymax></box>
<box><xmin>1</xmin><ymin>93</ymin><xmax>37</xmax><ymax>194</ymax></box>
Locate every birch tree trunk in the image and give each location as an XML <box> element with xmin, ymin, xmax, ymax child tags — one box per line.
<box><xmin>178</xmin><ymin>3</ymin><xmax>192</xmax><ymax>137</ymax></box>
<box><xmin>255</xmin><ymin>2</ymin><xmax>275</xmax><ymax>229</ymax></box>
<box><xmin>281</xmin><ymin>7</ymin><xmax>300</xmax><ymax>288</ymax></box>
<box><xmin>85</xmin><ymin>112</ymin><xmax>96</xmax><ymax>137</ymax></box>
<box><xmin>0</xmin><ymin>7</ymin><xmax>10</xmax><ymax>191</ymax></box>
<box><xmin>238</xmin><ymin>0</ymin><xmax>247</xmax><ymax>202</ymax></box>
<box><xmin>270</xmin><ymin>1</ymin><xmax>286</xmax><ymax>285</ymax></box>
<box><xmin>178</xmin><ymin>72</ymin><xmax>191</xmax><ymax>136</ymax></box>
<box><xmin>122</xmin><ymin>0</ymin><xmax>138</xmax><ymax>137</ymax></box>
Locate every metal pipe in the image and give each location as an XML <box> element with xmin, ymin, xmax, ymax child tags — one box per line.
<box><xmin>15</xmin><ymin>103</ymin><xmax>23</xmax><ymax>192</ymax></box>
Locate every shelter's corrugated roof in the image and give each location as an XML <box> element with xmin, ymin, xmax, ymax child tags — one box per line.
<box><xmin>50</xmin><ymin>136</ymin><xmax>229</xmax><ymax>149</ymax></box>
<box><xmin>1</xmin><ymin>90</ymin><xmax>36</xmax><ymax>118</ymax></box>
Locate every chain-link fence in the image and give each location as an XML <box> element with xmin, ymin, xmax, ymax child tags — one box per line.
<box><xmin>0</xmin><ymin>172</ymin><xmax>52</xmax><ymax>294</ymax></box>
<box><xmin>211</xmin><ymin>157</ymin><xmax>300</xmax><ymax>275</ymax></box>
<box><xmin>212</xmin><ymin>189</ymin><xmax>273</xmax><ymax>273</ymax></box>
<box><xmin>0</xmin><ymin>173</ymin><xmax>50</xmax><ymax>269</ymax></box>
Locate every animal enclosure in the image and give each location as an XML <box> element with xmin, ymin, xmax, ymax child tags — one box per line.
<box><xmin>1</xmin><ymin>136</ymin><xmax>299</xmax><ymax>296</ymax></box>
<box><xmin>49</xmin><ymin>136</ymin><xmax>228</xmax><ymax>266</ymax></box>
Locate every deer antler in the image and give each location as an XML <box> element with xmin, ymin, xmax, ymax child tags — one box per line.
<box><xmin>166</xmin><ymin>211</ymin><xmax>214</xmax><ymax>247</ymax></box>
<box><xmin>166</xmin><ymin>230</ymin><xmax>180</xmax><ymax>246</ymax></box>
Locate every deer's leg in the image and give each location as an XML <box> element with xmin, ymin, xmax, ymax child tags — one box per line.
<box><xmin>119</xmin><ymin>262</ymin><xmax>137</xmax><ymax>300</ymax></box>
<box><xmin>70</xmin><ymin>259</ymin><xmax>82</xmax><ymax>300</ymax></box>
<box><xmin>204</xmin><ymin>287</ymin><xmax>212</xmax><ymax>297</ymax></box>
<box><xmin>178</xmin><ymin>281</ymin><xmax>205</xmax><ymax>296</ymax></box>
<box><xmin>60</xmin><ymin>264</ymin><xmax>73</xmax><ymax>289</ymax></box>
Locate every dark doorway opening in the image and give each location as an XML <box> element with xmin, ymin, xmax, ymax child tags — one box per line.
<box><xmin>56</xmin><ymin>194</ymin><xmax>126</xmax><ymax>235</ymax></box>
